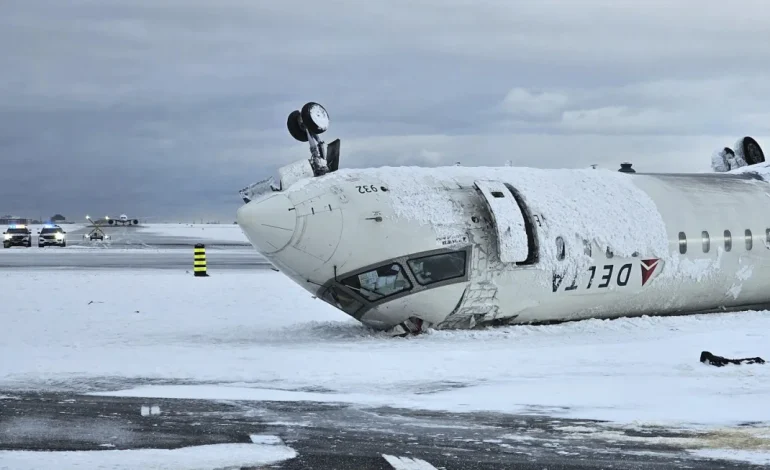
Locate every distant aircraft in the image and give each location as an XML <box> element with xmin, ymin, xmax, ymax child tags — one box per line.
<box><xmin>108</xmin><ymin>214</ymin><xmax>140</xmax><ymax>226</ymax></box>
<box><xmin>84</xmin><ymin>214</ymin><xmax>140</xmax><ymax>226</ymax></box>
<box><xmin>236</xmin><ymin>101</ymin><xmax>770</xmax><ymax>337</ymax></box>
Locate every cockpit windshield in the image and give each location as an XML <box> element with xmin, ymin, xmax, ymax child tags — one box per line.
<box><xmin>340</xmin><ymin>262</ymin><xmax>412</xmax><ymax>301</ymax></box>
<box><xmin>407</xmin><ymin>251</ymin><xmax>467</xmax><ymax>286</ymax></box>
<box><xmin>40</xmin><ymin>227</ymin><xmax>62</xmax><ymax>234</ymax></box>
<box><xmin>6</xmin><ymin>228</ymin><xmax>29</xmax><ymax>234</ymax></box>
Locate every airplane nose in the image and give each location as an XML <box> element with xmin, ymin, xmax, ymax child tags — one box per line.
<box><xmin>236</xmin><ymin>194</ymin><xmax>297</xmax><ymax>254</ymax></box>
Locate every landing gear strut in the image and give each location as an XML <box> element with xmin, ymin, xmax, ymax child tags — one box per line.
<box><xmin>286</xmin><ymin>102</ymin><xmax>340</xmax><ymax>177</ymax></box>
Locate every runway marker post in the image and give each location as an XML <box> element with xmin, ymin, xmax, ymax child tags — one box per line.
<box><xmin>194</xmin><ymin>243</ymin><xmax>208</xmax><ymax>277</ymax></box>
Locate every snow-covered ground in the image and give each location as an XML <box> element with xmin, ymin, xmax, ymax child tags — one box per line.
<box><xmin>2</xmin><ymin>268</ymin><xmax>770</xmax><ymax>467</ymax></box>
<box><xmin>0</xmin><ymin>439</ymin><xmax>297</xmax><ymax>470</ymax></box>
<box><xmin>135</xmin><ymin>223</ymin><xmax>248</xmax><ymax>242</ymax></box>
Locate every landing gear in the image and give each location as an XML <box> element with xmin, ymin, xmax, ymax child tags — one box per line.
<box><xmin>286</xmin><ymin>102</ymin><xmax>340</xmax><ymax>178</ymax></box>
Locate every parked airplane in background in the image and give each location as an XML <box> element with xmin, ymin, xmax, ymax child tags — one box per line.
<box><xmin>237</xmin><ymin>102</ymin><xmax>770</xmax><ymax>336</ymax></box>
<box><xmin>83</xmin><ymin>214</ymin><xmax>140</xmax><ymax>226</ymax></box>
<box><xmin>108</xmin><ymin>214</ymin><xmax>140</xmax><ymax>226</ymax></box>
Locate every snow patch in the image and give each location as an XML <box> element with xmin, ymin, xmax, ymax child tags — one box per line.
<box><xmin>0</xmin><ymin>443</ymin><xmax>297</xmax><ymax>470</ymax></box>
<box><xmin>737</xmin><ymin>263</ymin><xmax>753</xmax><ymax>281</ymax></box>
<box><xmin>249</xmin><ymin>434</ymin><xmax>284</xmax><ymax>445</ymax></box>
<box><xmin>691</xmin><ymin>449</ymin><xmax>770</xmax><ymax>466</ymax></box>
<box><xmin>4</xmin><ymin>270</ymin><xmax>770</xmax><ymax>429</ymax></box>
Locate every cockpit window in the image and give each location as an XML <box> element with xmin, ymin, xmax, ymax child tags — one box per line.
<box><xmin>40</xmin><ymin>228</ymin><xmax>62</xmax><ymax>234</ymax></box>
<box><xmin>322</xmin><ymin>285</ymin><xmax>364</xmax><ymax>314</ymax></box>
<box><xmin>340</xmin><ymin>263</ymin><xmax>412</xmax><ymax>301</ymax></box>
<box><xmin>407</xmin><ymin>251</ymin><xmax>467</xmax><ymax>286</ymax></box>
<box><xmin>6</xmin><ymin>228</ymin><xmax>28</xmax><ymax>234</ymax></box>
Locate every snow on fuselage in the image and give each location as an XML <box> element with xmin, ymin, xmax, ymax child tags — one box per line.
<box><xmin>236</xmin><ymin>163</ymin><xmax>770</xmax><ymax>330</ymax></box>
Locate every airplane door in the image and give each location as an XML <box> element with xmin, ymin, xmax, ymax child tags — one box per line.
<box><xmin>474</xmin><ymin>180</ymin><xmax>533</xmax><ymax>264</ymax></box>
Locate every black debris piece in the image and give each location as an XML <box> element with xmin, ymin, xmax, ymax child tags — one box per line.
<box><xmin>700</xmin><ymin>351</ymin><xmax>765</xmax><ymax>367</ymax></box>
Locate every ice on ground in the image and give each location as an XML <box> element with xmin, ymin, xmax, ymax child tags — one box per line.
<box><xmin>2</xmin><ymin>269</ymin><xmax>770</xmax><ymax>431</ymax></box>
<box><xmin>689</xmin><ymin>449</ymin><xmax>770</xmax><ymax>466</ymax></box>
<box><xmin>0</xmin><ymin>441</ymin><xmax>296</xmax><ymax>470</ymax></box>
<box><xmin>135</xmin><ymin>223</ymin><xmax>248</xmax><ymax>242</ymax></box>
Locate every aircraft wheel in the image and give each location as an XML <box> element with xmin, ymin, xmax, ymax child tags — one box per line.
<box><xmin>300</xmin><ymin>102</ymin><xmax>329</xmax><ymax>135</ymax></box>
<box><xmin>740</xmin><ymin>136</ymin><xmax>765</xmax><ymax>165</ymax></box>
<box><xmin>287</xmin><ymin>110</ymin><xmax>308</xmax><ymax>142</ymax></box>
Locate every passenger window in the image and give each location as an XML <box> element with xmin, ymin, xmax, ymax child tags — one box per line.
<box><xmin>724</xmin><ymin>230</ymin><xmax>732</xmax><ymax>252</ymax></box>
<box><xmin>746</xmin><ymin>229</ymin><xmax>753</xmax><ymax>250</ymax></box>
<box><xmin>678</xmin><ymin>232</ymin><xmax>687</xmax><ymax>254</ymax></box>
<box><xmin>583</xmin><ymin>239</ymin><xmax>592</xmax><ymax>257</ymax></box>
<box><xmin>702</xmin><ymin>231</ymin><xmax>710</xmax><ymax>253</ymax></box>
<box><xmin>408</xmin><ymin>251</ymin><xmax>467</xmax><ymax>286</ymax></box>
<box><xmin>341</xmin><ymin>263</ymin><xmax>412</xmax><ymax>301</ymax></box>
<box><xmin>556</xmin><ymin>237</ymin><xmax>565</xmax><ymax>260</ymax></box>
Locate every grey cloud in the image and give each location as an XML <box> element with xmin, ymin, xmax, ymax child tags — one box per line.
<box><xmin>1</xmin><ymin>0</ymin><xmax>769</xmax><ymax>219</ymax></box>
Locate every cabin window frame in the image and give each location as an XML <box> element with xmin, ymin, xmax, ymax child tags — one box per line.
<box><xmin>745</xmin><ymin>229</ymin><xmax>753</xmax><ymax>251</ymax></box>
<box><xmin>702</xmin><ymin>231</ymin><xmax>710</xmax><ymax>253</ymax></box>
<box><xmin>555</xmin><ymin>236</ymin><xmax>566</xmax><ymax>261</ymax></box>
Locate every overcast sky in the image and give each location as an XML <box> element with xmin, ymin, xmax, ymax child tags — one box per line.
<box><xmin>2</xmin><ymin>0</ymin><xmax>769</xmax><ymax>221</ymax></box>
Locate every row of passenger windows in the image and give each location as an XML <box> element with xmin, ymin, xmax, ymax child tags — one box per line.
<box><xmin>677</xmin><ymin>229</ymin><xmax>769</xmax><ymax>254</ymax></box>
<box><xmin>554</xmin><ymin>228</ymin><xmax>767</xmax><ymax>260</ymax></box>
<box><xmin>339</xmin><ymin>250</ymin><xmax>467</xmax><ymax>301</ymax></box>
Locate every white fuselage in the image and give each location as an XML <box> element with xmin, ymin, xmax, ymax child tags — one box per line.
<box><xmin>236</xmin><ymin>162</ymin><xmax>770</xmax><ymax>330</ymax></box>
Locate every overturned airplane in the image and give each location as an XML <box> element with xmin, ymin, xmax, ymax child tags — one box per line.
<box><xmin>237</xmin><ymin>102</ymin><xmax>770</xmax><ymax>336</ymax></box>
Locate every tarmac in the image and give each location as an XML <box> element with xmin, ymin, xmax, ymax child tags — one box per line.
<box><xmin>0</xmin><ymin>224</ymin><xmax>763</xmax><ymax>469</ymax></box>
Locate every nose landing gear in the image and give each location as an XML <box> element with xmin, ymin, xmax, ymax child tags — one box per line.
<box><xmin>286</xmin><ymin>102</ymin><xmax>340</xmax><ymax>178</ymax></box>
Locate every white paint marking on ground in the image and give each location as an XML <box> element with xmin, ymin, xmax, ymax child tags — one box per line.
<box><xmin>382</xmin><ymin>454</ymin><xmax>439</xmax><ymax>469</ymax></box>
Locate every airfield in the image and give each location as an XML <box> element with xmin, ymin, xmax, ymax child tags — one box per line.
<box><xmin>2</xmin><ymin>223</ymin><xmax>770</xmax><ymax>469</ymax></box>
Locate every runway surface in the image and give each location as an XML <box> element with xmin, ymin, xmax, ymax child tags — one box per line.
<box><xmin>64</xmin><ymin>223</ymin><xmax>252</xmax><ymax>248</ymax></box>
<box><xmin>1</xmin><ymin>223</ymin><xmax>267</xmax><ymax>270</ymax></box>
<box><xmin>1</xmin><ymin>390</ymin><xmax>762</xmax><ymax>469</ymax></box>
<box><xmin>0</xmin><ymin>249</ymin><xmax>269</xmax><ymax>269</ymax></box>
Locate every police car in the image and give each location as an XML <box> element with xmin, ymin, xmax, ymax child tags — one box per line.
<box><xmin>3</xmin><ymin>224</ymin><xmax>32</xmax><ymax>248</ymax></box>
<box><xmin>38</xmin><ymin>224</ymin><xmax>67</xmax><ymax>247</ymax></box>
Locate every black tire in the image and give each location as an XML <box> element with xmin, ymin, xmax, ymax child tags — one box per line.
<box><xmin>300</xmin><ymin>102</ymin><xmax>329</xmax><ymax>135</ymax></box>
<box><xmin>287</xmin><ymin>110</ymin><xmax>308</xmax><ymax>142</ymax></box>
<box><xmin>740</xmin><ymin>137</ymin><xmax>765</xmax><ymax>165</ymax></box>
<box><xmin>61</xmin><ymin>241</ymin><xmax>66</xmax><ymax>247</ymax></box>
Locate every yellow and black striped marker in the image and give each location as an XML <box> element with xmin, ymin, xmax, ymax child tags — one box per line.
<box><xmin>193</xmin><ymin>243</ymin><xmax>208</xmax><ymax>277</ymax></box>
